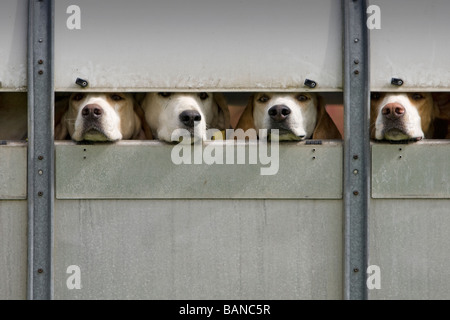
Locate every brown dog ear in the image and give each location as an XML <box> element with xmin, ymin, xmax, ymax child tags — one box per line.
<box><xmin>133</xmin><ymin>101</ymin><xmax>153</xmax><ymax>140</ymax></box>
<box><xmin>235</xmin><ymin>94</ymin><xmax>256</xmax><ymax>131</ymax></box>
<box><xmin>312</xmin><ymin>95</ymin><xmax>342</xmax><ymax>139</ymax></box>
<box><xmin>210</xmin><ymin>93</ymin><xmax>231</xmax><ymax>130</ymax></box>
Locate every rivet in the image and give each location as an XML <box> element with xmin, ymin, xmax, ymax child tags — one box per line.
<box><xmin>353</xmin><ymin>268</ymin><xmax>359</xmax><ymax>273</ymax></box>
<box><xmin>353</xmin><ymin>191</ymin><xmax>359</xmax><ymax>196</ymax></box>
<box><xmin>38</xmin><ymin>60</ymin><xmax>44</xmax><ymax>64</ymax></box>
<box><xmin>38</xmin><ymin>170</ymin><xmax>43</xmax><ymax>175</ymax></box>
<box><xmin>38</xmin><ymin>38</ymin><xmax>43</xmax><ymax>43</ymax></box>
<box><xmin>354</xmin><ymin>38</ymin><xmax>359</xmax><ymax>43</ymax></box>
<box><xmin>354</xmin><ymin>70</ymin><xmax>359</xmax><ymax>75</ymax></box>
<box><xmin>37</xmin><ymin>269</ymin><xmax>44</xmax><ymax>274</ymax></box>
<box><xmin>353</xmin><ymin>169</ymin><xmax>358</xmax><ymax>175</ymax></box>
<box><xmin>38</xmin><ymin>155</ymin><xmax>44</xmax><ymax>160</ymax></box>
<box><xmin>353</xmin><ymin>155</ymin><xmax>359</xmax><ymax>160</ymax></box>
<box><xmin>312</xmin><ymin>156</ymin><xmax>316</xmax><ymax>160</ymax></box>
<box><xmin>354</xmin><ymin>59</ymin><xmax>359</xmax><ymax>64</ymax></box>
<box><xmin>38</xmin><ymin>191</ymin><xmax>43</xmax><ymax>197</ymax></box>
<box><xmin>38</xmin><ymin>70</ymin><xmax>44</xmax><ymax>75</ymax></box>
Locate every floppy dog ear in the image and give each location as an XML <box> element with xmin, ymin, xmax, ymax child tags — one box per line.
<box><xmin>312</xmin><ymin>96</ymin><xmax>342</xmax><ymax>139</ymax></box>
<box><xmin>54</xmin><ymin>97</ymin><xmax>70</xmax><ymax>140</ymax></box>
<box><xmin>210</xmin><ymin>93</ymin><xmax>231</xmax><ymax>130</ymax></box>
<box><xmin>133</xmin><ymin>100</ymin><xmax>153</xmax><ymax>140</ymax></box>
<box><xmin>235</xmin><ymin>94</ymin><xmax>256</xmax><ymax>131</ymax></box>
<box><xmin>431</xmin><ymin>93</ymin><xmax>450</xmax><ymax>138</ymax></box>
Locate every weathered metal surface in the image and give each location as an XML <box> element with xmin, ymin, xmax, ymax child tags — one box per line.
<box><xmin>343</xmin><ymin>0</ymin><xmax>370</xmax><ymax>300</ymax></box>
<box><xmin>54</xmin><ymin>0</ymin><xmax>342</xmax><ymax>91</ymax></box>
<box><xmin>54</xmin><ymin>199</ymin><xmax>343</xmax><ymax>299</ymax></box>
<box><xmin>369</xmin><ymin>0</ymin><xmax>450</xmax><ymax>91</ymax></box>
<box><xmin>372</xmin><ymin>141</ymin><xmax>450</xmax><ymax>198</ymax></box>
<box><xmin>0</xmin><ymin>0</ymin><xmax>28</xmax><ymax>91</ymax></box>
<box><xmin>369</xmin><ymin>199</ymin><xmax>450</xmax><ymax>299</ymax></box>
<box><xmin>55</xmin><ymin>141</ymin><xmax>343</xmax><ymax>200</ymax></box>
<box><xmin>0</xmin><ymin>201</ymin><xmax>28</xmax><ymax>300</ymax></box>
<box><xmin>0</xmin><ymin>143</ymin><xmax>27</xmax><ymax>200</ymax></box>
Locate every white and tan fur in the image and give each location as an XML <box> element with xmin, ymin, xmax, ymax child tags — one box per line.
<box><xmin>235</xmin><ymin>92</ymin><xmax>341</xmax><ymax>140</ymax></box>
<box><xmin>141</xmin><ymin>92</ymin><xmax>230</xmax><ymax>142</ymax></box>
<box><xmin>55</xmin><ymin>92</ymin><xmax>151</xmax><ymax>141</ymax></box>
<box><xmin>370</xmin><ymin>92</ymin><xmax>438</xmax><ymax>141</ymax></box>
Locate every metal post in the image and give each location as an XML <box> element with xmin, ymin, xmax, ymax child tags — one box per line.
<box><xmin>343</xmin><ymin>0</ymin><xmax>370</xmax><ymax>300</ymax></box>
<box><xmin>27</xmin><ymin>0</ymin><xmax>54</xmax><ymax>300</ymax></box>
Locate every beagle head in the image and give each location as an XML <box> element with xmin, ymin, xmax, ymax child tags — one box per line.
<box><xmin>142</xmin><ymin>92</ymin><xmax>230</xmax><ymax>142</ymax></box>
<box><xmin>370</xmin><ymin>92</ymin><xmax>438</xmax><ymax>142</ymax></box>
<box><xmin>235</xmin><ymin>92</ymin><xmax>341</xmax><ymax>140</ymax></box>
<box><xmin>55</xmin><ymin>92</ymin><xmax>151</xmax><ymax>141</ymax></box>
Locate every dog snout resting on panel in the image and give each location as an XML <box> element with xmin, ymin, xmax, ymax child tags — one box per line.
<box><xmin>235</xmin><ymin>92</ymin><xmax>341</xmax><ymax>140</ymax></box>
<box><xmin>370</xmin><ymin>92</ymin><xmax>438</xmax><ymax>142</ymax></box>
<box><xmin>55</xmin><ymin>92</ymin><xmax>152</xmax><ymax>141</ymax></box>
<box><xmin>141</xmin><ymin>92</ymin><xmax>230</xmax><ymax>143</ymax></box>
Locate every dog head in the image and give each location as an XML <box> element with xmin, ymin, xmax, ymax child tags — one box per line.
<box><xmin>142</xmin><ymin>92</ymin><xmax>230</xmax><ymax>142</ymax></box>
<box><xmin>235</xmin><ymin>92</ymin><xmax>341</xmax><ymax>140</ymax></box>
<box><xmin>370</xmin><ymin>92</ymin><xmax>438</xmax><ymax>141</ymax></box>
<box><xmin>55</xmin><ymin>92</ymin><xmax>151</xmax><ymax>141</ymax></box>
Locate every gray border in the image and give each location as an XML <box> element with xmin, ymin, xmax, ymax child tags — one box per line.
<box><xmin>343</xmin><ymin>0</ymin><xmax>370</xmax><ymax>300</ymax></box>
<box><xmin>27</xmin><ymin>0</ymin><xmax>54</xmax><ymax>300</ymax></box>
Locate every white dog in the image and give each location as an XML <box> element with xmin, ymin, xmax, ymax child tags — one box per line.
<box><xmin>141</xmin><ymin>92</ymin><xmax>230</xmax><ymax>142</ymax></box>
<box><xmin>55</xmin><ymin>92</ymin><xmax>151</xmax><ymax>141</ymax></box>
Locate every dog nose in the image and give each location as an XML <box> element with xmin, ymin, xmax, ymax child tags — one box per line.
<box><xmin>268</xmin><ymin>105</ymin><xmax>291</xmax><ymax>122</ymax></box>
<box><xmin>382</xmin><ymin>103</ymin><xmax>405</xmax><ymax>119</ymax></box>
<box><xmin>82</xmin><ymin>104</ymin><xmax>103</xmax><ymax>119</ymax></box>
<box><xmin>179</xmin><ymin>110</ymin><xmax>201</xmax><ymax>127</ymax></box>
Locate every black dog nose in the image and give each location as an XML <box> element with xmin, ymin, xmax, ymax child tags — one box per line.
<box><xmin>179</xmin><ymin>110</ymin><xmax>201</xmax><ymax>127</ymax></box>
<box><xmin>82</xmin><ymin>104</ymin><xmax>103</xmax><ymax>120</ymax></box>
<box><xmin>268</xmin><ymin>105</ymin><xmax>291</xmax><ymax>122</ymax></box>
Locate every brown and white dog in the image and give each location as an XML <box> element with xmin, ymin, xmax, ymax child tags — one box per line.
<box><xmin>0</xmin><ymin>93</ymin><xmax>27</xmax><ymax>140</ymax></box>
<box><xmin>370</xmin><ymin>92</ymin><xmax>439</xmax><ymax>142</ymax></box>
<box><xmin>141</xmin><ymin>92</ymin><xmax>230</xmax><ymax>142</ymax></box>
<box><xmin>55</xmin><ymin>92</ymin><xmax>152</xmax><ymax>141</ymax></box>
<box><xmin>235</xmin><ymin>92</ymin><xmax>341</xmax><ymax>140</ymax></box>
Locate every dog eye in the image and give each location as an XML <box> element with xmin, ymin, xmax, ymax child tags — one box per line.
<box><xmin>72</xmin><ymin>93</ymin><xmax>84</xmax><ymax>101</ymax></box>
<box><xmin>411</xmin><ymin>93</ymin><xmax>424</xmax><ymax>100</ymax></box>
<box><xmin>371</xmin><ymin>92</ymin><xmax>381</xmax><ymax>100</ymax></box>
<box><xmin>198</xmin><ymin>92</ymin><xmax>209</xmax><ymax>100</ymax></box>
<box><xmin>296</xmin><ymin>94</ymin><xmax>308</xmax><ymax>102</ymax></box>
<box><xmin>158</xmin><ymin>92</ymin><xmax>172</xmax><ymax>98</ymax></box>
<box><xmin>111</xmin><ymin>94</ymin><xmax>123</xmax><ymax>101</ymax></box>
<box><xmin>257</xmin><ymin>95</ymin><xmax>270</xmax><ymax>103</ymax></box>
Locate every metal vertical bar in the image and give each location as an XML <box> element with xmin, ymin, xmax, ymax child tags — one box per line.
<box><xmin>27</xmin><ymin>0</ymin><xmax>54</xmax><ymax>300</ymax></box>
<box><xmin>343</xmin><ymin>0</ymin><xmax>370</xmax><ymax>300</ymax></box>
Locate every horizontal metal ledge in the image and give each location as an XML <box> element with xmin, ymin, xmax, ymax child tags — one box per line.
<box><xmin>55</xmin><ymin>140</ymin><xmax>343</xmax><ymax>200</ymax></box>
<box><xmin>54</xmin><ymin>87</ymin><xmax>344</xmax><ymax>93</ymax></box>
<box><xmin>372</xmin><ymin>140</ymin><xmax>450</xmax><ymax>199</ymax></box>
<box><xmin>0</xmin><ymin>142</ymin><xmax>27</xmax><ymax>200</ymax></box>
